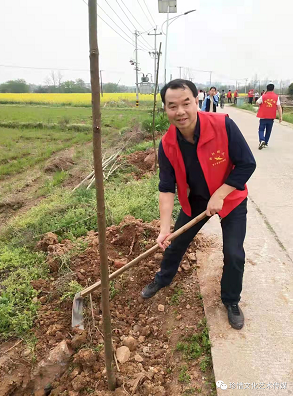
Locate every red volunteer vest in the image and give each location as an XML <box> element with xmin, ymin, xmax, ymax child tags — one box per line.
<box><xmin>248</xmin><ymin>90</ymin><xmax>254</xmax><ymax>97</ymax></box>
<box><xmin>162</xmin><ymin>112</ymin><xmax>248</xmax><ymax>218</ymax></box>
<box><xmin>257</xmin><ymin>92</ymin><xmax>278</xmax><ymax>119</ymax></box>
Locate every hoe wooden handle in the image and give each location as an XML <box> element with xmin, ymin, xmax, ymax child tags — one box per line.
<box><xmin>80</xmin><ymin>210</ymin><xmax>207</xmax><ymax>298</ymax></box>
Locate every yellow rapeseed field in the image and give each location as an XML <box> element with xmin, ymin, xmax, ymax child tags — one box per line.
<box><xmin>0</xmin><ymin>93</ymin><xmax>155</xmax><ymax>106</ymax></box>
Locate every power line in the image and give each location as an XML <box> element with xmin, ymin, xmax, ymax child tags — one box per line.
<box><xmin>81</xmin><ymin>0</ymin><xmax>145</xmax><ymax>51</ymax></box>
<box><xmin>137</xmin><ymin>0</ymin><xmax>154</xmax><ymax>29</ymax></box>
<box><xmin>0</xmin><ymin>64</ymin><xmax>126</xmax><ymax>74</ymax></box>
<box><xmin>118</xmin><ymin>0</ymin><xmax>147</xmax><ymax>32</ymax></box>
<box><xmin>103</xmin><ymin>0</ymin><xmax>152</xmax><ymax>51</ymax></box>
<box><xmin>142</xmin><ymin>0</ymin><xmax>156</xmax><ymax>26</ymax></box>
<box><xmin>115</xmin><ymin>0</ymin><xmax>153</xmax><ymax>50</ymax></box>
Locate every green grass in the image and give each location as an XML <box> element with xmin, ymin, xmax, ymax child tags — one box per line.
<box><xmin>0</xmin><ymin>242</ymin><xmax>47</xmax><ymax>338</ymax></box>
<box><xmin>0</xmin><ymin>105</ymin><xmax>151</xmax><ymax>130</ymax></box>
<box><xmin>170</xmin><ymin>287</ymin><xmax>184</xmax><ymax>305</ymax></box>
<box><xmin>283</xmin><ymin>112</ymin><xmax>293</xmax><ymax>123</ymax></box>
<box><xmin>178</xmin><ymin>366</ymin><xmax>191</xmax><ymax>383</ymax></box>
<box><xmin>0</xmin><ymin>126</ymin><xmax>91</xmax><ymax>178</ymax></box>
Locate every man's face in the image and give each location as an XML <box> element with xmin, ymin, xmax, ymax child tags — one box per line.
<box><xmin>164</xmin><ymin>87</ymin><xmax>198</xmax><ymax>131</ymax></box>
<box><xmin>210</xmin><ymin>88</ymin><xmax>216</xmax><ymax>96</ymax></box>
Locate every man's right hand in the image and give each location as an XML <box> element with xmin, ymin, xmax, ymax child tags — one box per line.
<box><xmin>157</xmin><ymin>232</ymin><xmax>171</xmax><ymax>251</ymax></box>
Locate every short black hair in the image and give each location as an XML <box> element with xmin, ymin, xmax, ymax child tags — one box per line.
<box><xmin>210</xmin><ymin>86</ymin><xmax>217</xmax><ymax>91</ymax></box>
<box><xmin>267</xmin><ymin>83</ymin><xmax>274</xmax><ymax>91</ymax></box>
<box><xmin>222</xmin><ymin>89</ymin><xmax>224</xmax><ymax>92</ymax></box>
<box><xmin>199</xmin><ymin>89</ymin><xmax>203</xmax><ymax>92</ymax></box>
<box><xmin>160</xmin><ymin>79</ymin><xmax>198</xmax><ymax>104</ymax></box>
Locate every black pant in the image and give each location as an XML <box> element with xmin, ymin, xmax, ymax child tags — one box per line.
<box><xmin>199</xmin><ymin>100</ymin><xmax>203</xmax><ymax>109</ymax></box>
<box><xmin>228</xmin><ymin>97</ymin><xmax>232</xmax><ymax>103</ymax></box>
<box><xmin>248</xmin><ymin>97</ymin><xmax>253</xmax><ymax>104</ymax></box>
<box><xmin>234</xmin><ymin>97</ymin><xmax>237</xmax><ymax>104</ymax></box>
<box><xmin>155</xmin><ymin>198</ymin><xmax>247</xmax><ymax>305</ymax></box>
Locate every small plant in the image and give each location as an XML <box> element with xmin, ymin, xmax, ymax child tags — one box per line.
<box><xmin>200</xmin><ymin>355</ymin><xmax>212</xmax><ymax>372</ymax></box>
<box><xmin>109</xmin><ymin>280</ymin><xmax>119</xmax><ymax>300</ymax></box>
<box><xmin>178</xmin><ymin>366</ymin><xmax>191</xmax><ymax>383</ymax></box>
<box><xmin>170</xmin><ymin>287</ymin><xmax>183</xmax><ymax>305</ymax></box>
<box><xmin>60</xmin><ymin>280</ymin><xmax>83</xmax><ymax>302</ymax></box>
<box><xmin>183</xmin><ymin>388</ymin><xmax>197</xmax><ymax>395</ymax></box>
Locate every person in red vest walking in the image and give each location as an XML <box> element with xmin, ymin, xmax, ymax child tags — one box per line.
<box><xmin>141</xmin><ymin>79</ymin><xmax>256</xmax><ymax>330</ymax></box>
<box><xmin>256</xmin><ymin>83</ymin><xmax>282</xmax><ymax>150</ymax></box>
<box><xmin>248</xmin><ymin>89</ymin><xmax>254</xmax><ymax>104</ymax></box>
<box><xmin>233</xmin><ymin>90</ymin><xmax>238</xmax><ymax>105</ymax></box>
<box><xmin>227</xmin><ymin>90</ymin><xmax>232</xmax><ymax>103</ymax></box>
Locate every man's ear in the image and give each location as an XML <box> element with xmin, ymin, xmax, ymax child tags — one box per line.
<box><xmin>195</xmin><ymin>96</ymin><xmax>199</xmax><ymax>105</ymax></box>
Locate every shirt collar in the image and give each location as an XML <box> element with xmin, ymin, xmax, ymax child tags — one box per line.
<box><xmin>176</xmin><ymin>117</ymin><xmax>200</xmax><ymax>142</ymax></box>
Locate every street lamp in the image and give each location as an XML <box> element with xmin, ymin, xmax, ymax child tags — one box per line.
<box><xmin>162</xmin><ymin>9</ymin><xmax>196</xmax><ymax>85</ymax></box>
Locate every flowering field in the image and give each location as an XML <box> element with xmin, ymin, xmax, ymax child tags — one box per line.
<box><xmin>0</xmin><ymin>93</ymin><xmax>155</xmax><ymax>106</ymax></box>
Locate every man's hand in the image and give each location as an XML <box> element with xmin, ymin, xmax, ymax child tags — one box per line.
<box><xmin>206</xmin><ymin>193</ymin><xmax>224</xmax><ymax>216</ymax></box>
<box><xmin>279</xmin><ymin>118</ymin><xmax>282</xmax><ymax>123</ymax></box>
<box><xmin>157</xmin><ymin>232</ymin><xmax>171</xmax><ymax>251</ymax></box>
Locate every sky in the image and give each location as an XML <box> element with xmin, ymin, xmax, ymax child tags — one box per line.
<box><xmin>1</xmin><ymin>0</ymin><xmax>292</xmax><ymax>87</ymax></box>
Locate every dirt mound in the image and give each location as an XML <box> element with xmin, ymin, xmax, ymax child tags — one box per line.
<box><xmin>44</xmin><ymin>152</ymin><xmax>75</xmax><ymax>173</ymax></box>
<box><xmin>126</xmin><ymin>148</ymin><xmax>156</xmax><ymax>175</ymax></box>
<box><xmin>0</xmin><ymin>217</ymin><xmax>216</xmax><ymax>396</ymax></box>
<box><xmin>0</xmin><ymin>199</ymin><xmax>24</xmax><ymax>214</ymax></box>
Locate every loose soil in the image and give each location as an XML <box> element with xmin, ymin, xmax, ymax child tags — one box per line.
<box><xmin>0</xmin><ymin>216</ymin><xmax>216</xmax><ymax>396</ymax></box>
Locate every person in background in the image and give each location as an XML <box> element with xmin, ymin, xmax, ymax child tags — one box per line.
<box><xmin>256</xmin><ymin>83</ymin><xmax>282</xmax><ymax>150</ymax></box>
<box><xmin>233</xmin><ymin>90</ymin><xmax>238</xmax><ymax>105</ymax></box>
<box><xmin>201</xmin><ymin>86</ymin><xmax>219</xmax><ymax>112</ymax></box>
<box><xmin>254</xmin><ymin>91</ymin><xmax>260</xmax><ymax>103</ymax></box>
<box><xmin>198</xmin><ymin>89</ymin><xmax>204</xmax><ymax>109</ymax></box>
<box><xmin>248</xmin><ymin>89</ymin><xmax>254</xmax><ymax>104</ymax></box>
<box><xmin>227</xmin><ymin>90</ymin><xmax>232</xmax><ymax>103</ymax></box>
<box><xmin>220</xmin><ymin>90</ymin><xmax>226</xmax><ymax>108</ymax></box>
<box><xmin>261</xmin><ymin>90</ymin><xmax>265</xmax><ymax>96</ymax></box>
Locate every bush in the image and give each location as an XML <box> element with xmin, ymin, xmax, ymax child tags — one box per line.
<box><xmin>142</xmin><ymin>113</ymin><xmax>170</xmax><ymax>134</ymax></box>
<box><xmin>288</xmin><ymin>83</ymin><xmax>293</xmax><ymax>96</ymax></box>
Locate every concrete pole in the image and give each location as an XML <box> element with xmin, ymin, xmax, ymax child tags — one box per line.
<box><xmin>164</xmin><ymin>5</ymin><xmax>169</xmax><ymax>85</ymax></box>
<box><xmin>135</xmin><ymin>30</ymin><xmax>139</xmax><ymax>107</ymax></box>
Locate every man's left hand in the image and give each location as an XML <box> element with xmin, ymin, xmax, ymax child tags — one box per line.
<box><xmin>206</xmin><ymin>193</ymin><xmax>224</xmax><ymax>216</ymax></box>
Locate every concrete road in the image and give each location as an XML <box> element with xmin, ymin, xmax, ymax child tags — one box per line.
<box><xmin>197</xmin><ymin>106</ymin><xmax>293</xmax><ymax>395</ymax></box>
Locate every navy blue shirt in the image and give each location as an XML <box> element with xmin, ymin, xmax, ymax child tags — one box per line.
<box><xmin>158</xmin><ymin>116</ymin><xmax>256</xmax><ymax>201</ymax></box>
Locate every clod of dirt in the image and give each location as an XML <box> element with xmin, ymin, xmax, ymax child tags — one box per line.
<box><xmin>71</xmin><ymin>331</ymin><xmax>87</xmax><ymax>350</ymax></box>
<box><xmin>134</xmin><ymin>354</ymin><xmax>144</xmax><ymax>362</ymax></box>
<box><xmin>123</xmin><ymin>336</ymin><xmax>138</xmax><ymax>351</ymax></box>
<box><xmin>36</xmin><ymin>232</ymin><xmax>58</xmax><ymax>252</ymax></box>
<box><xmin>73</xmin><ymin>348</ymin><xmax>98</xmax><ymax>370</ymax></box>
<box><xmin>158</xmin><ymin>304</ymin><xmax>165</xmax><ymax>312</ymax></box>
<box><xmin>0</xmin><ymin>199</ymin><xmax>24</xmax><ymax>213</ymax></box>
<box><xmin>187</xmin><ymin>252</ymin><xmax>197</xmax><ymax>262</ymax></box>
<box><xmin>71</xmin><ymin>374</ymin><xmax>89</xmax><ymax>392</ymax></box>
<box><xmin>116</xmin><ymin>346</ymin><xmax>130</xmax><ymax>364</ymax></box>
<box><xmin>181</xmin><ymin>262</ymin><xmax>191</xmax><ymax>271</ymax></box>
<box><xmin>114</xmin><ymin>258</ymin><xmax>128</xmax><ymax>269</ymax></box>
<box><xmin>44</xmin><ymin>155</ymin><xmax>75</xmax><ymax>173</ymax></box>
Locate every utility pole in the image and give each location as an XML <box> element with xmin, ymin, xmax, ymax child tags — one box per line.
<box><xmin>164</xmin><ymin>5</ymin><xmax>170</xmax><ymax>85</ymax></box>
<box><xmin>148</xmin><ymin>27</ymin><xmax>162</xmax><ymax>94</ymax></box>
<box><xmin>236</xmin><ymin>80</ymin><xmax>237</xmax><ymax>90</ymax></box>
<box><xmin>100</xmin><ymin>70</ymin><xmax>103</xmax><ymax>97</ymax></box>
<box><xmin>151</xmin><ymin>42</ymin><xmax>162</xmax><ymax>172</ymax></box>
<box><xmin>245</xmin><ymin>78</ymin><xmax>248</xmax><ymax>94</ymax></box>
<box><xmin>209</xmin><ymin>71</ymin><xmax>212</xmax><ymax>86</ymax></box>
<box><xmin>135</xmin><ymin>30</ymin><xmax>139</xmax><ymax>107</ymax></box>
<box><xmin>177</xmin><ymin>66</ymin><xmax>183</xmax><ymax>78</ymax></box>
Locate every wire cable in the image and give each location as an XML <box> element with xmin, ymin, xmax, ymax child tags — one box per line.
<box><xmin>103</xmin><ymin>0</ymin><xmax>153</xmax><ymax>50</ymax></box>
<box><xmin>137</xmin><ymin>0</ymin><xmax>154</xmax><ymax>29</ymax></box>
<box><xmin>118</xmin><ymin>0</ymin><xmax>147</xmax><ymax>32</ymax></box>
<box><xmin>81</xmin><ymin>0</ymin><xmax>146</xmax><ymax>51</ymax></box>
<box><xmin>142</xmin><ymin>0</ymin><xmax>156</xmax><ymax>26</ymax></box>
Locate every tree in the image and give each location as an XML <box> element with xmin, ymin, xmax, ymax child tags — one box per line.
<box><xmin>288</xmin><ymin>82</ymin><xmax>293</xmax><ymax>96</ymax></box>
<box><xmin>0</xmin><ymin>79</ymin><xmax>30</xmax><ymax>93</ymax></box>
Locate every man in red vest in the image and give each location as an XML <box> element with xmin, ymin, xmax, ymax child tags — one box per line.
<box><xmin>248</xmin><ymin>89</ymin><xmax>254</xmax><ymax>104</ymax></box>
<box><xmin>227</xmin><ymin>90</ymin><xmax>232</xmax><ymax>103</ymax></box>
<box><xmin>256</xmin><ymin>83</ymin><xmax>282</xmax><ymax>150</ymax></box>
<box><xmin>141</xmin><ymin>79</ymin><xmax>256</xmax><ymax>330</ymax></box>
<box><xmin>233</xmin><ymin>90</ymin><xmax>238</xmax><ymax>105</ymax></box>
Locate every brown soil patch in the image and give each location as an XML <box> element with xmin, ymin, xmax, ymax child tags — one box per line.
<box><xmin>0</xmin><ymin>217</ymin><xmax>216</xmax><ymax>396</ymax></box>
<box><xmin>126</xmin><ymin>148</ymin><xmax>156</xmax><ymax>178</ymax></box>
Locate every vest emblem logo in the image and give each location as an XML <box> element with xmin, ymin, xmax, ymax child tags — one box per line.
<box><xmin>264</xmin><ymin>99</ymin><xmax>276</xmax><ymax>108</ymax></box>
<box><xmin>209</xmin><ymin>150</ymin><xmax>226</xmax><ymax>166</ymax></box>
